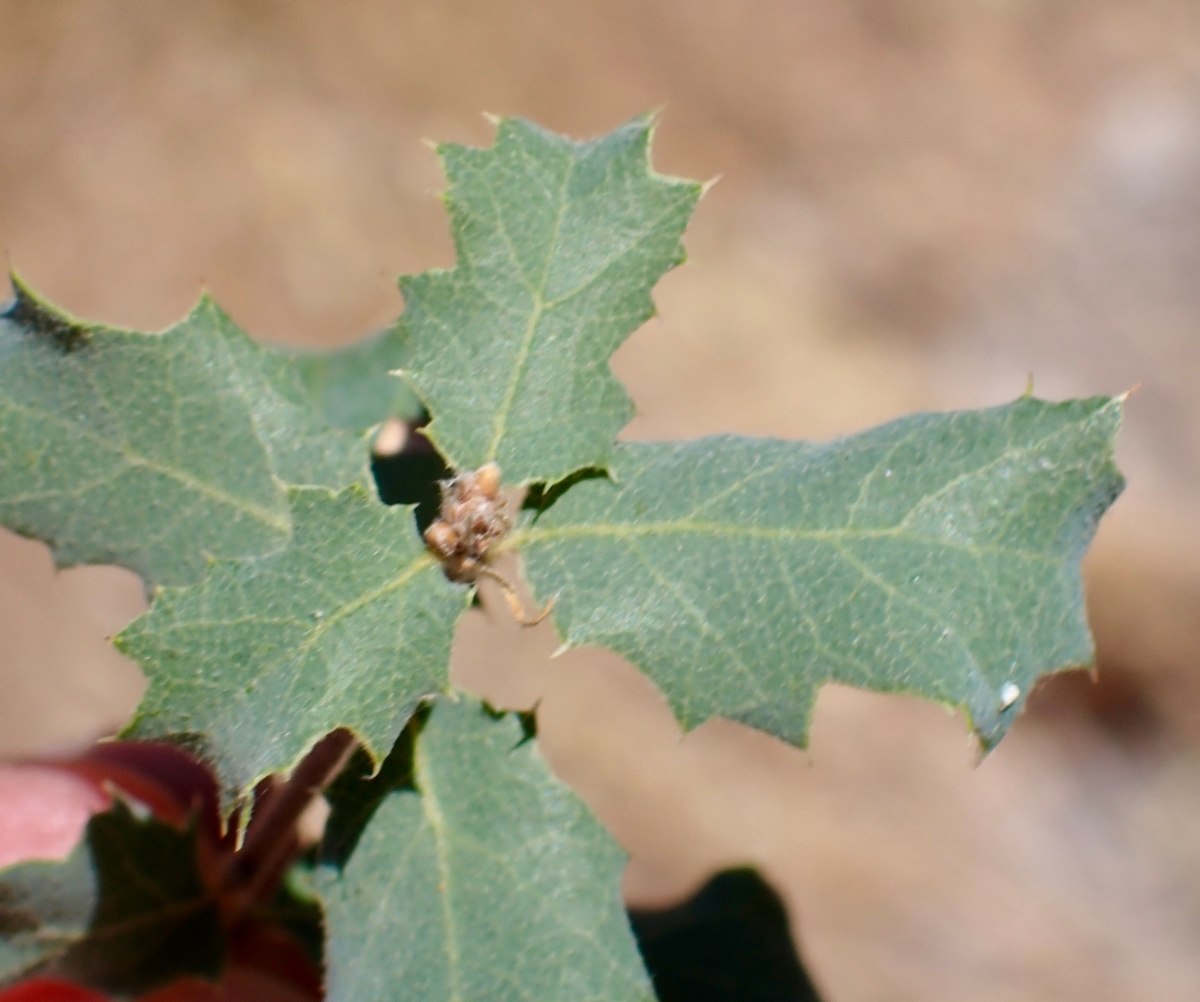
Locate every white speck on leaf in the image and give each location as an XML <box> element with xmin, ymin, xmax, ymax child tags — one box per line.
<box><xmin>1000</xmin><ymin>682</ymin><xmax>1020</xmax><ymax>709</ymax></box>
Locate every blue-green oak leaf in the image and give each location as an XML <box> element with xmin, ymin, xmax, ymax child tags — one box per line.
<box><xmin>316</xmin><ymin>696</ymin><xmax>654</xmax><ymax>1002</ymax></box>
<box><xmin>399</xmin><ymin>115</ymin><xmax>701</xmax><ymax>485</ymax></box>
<box><xmin>118</xmin><ymin>486</ymin><xmax>464</xmax><ymax>797</ymax></box>
<box><xmin>0</xmin><ymin>277</ymin><xmax>369</xmax><ymax>587</ymax></box>
<box><xmin>518</xmin><ymin>395</ymin><xmax>1124</xmax><ymax>750</ymax></box>
<box><xmin>291</xmin><ymin>325</ymin><xmax>423</xmax><ymax>432</ymax></box>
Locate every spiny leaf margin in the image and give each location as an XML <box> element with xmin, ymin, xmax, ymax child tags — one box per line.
<box><xmin>316</xmin><ymin>695</ymin><xmax>654</xmax><ymax>1002</ymax></box>
<box><xmin>517</xmin><ymin>395</ymin><xmax>1124</xmax><ymax>750</ymax></box>
<box><xmin>0</xmin><ymin>275</ymin><xmax>369</xmax><ymax>587</ymax></box>
<box><xmin>399</xmin><ymin>114</ymin><xmax>702</xmax><ymax>484</ymax></box>
<box><xmin>118</xmin><ymin>485</ymin><xmax>466</xmax><ymax>799</ymax></box>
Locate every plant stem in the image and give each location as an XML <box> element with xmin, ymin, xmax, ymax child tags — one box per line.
<box><xmin>222</xmin><ymin>729</ymin><xmax>358</xmax><ymax>908</ymax></box>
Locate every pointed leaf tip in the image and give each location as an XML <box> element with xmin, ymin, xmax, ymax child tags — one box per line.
<box><xmin>519</xmin><ymin>395</ymin><xmax>1124</xmax><ymax>751</ymax></box>
<box><xmin>0</xmin><ymin>280</ymin><xmax>369</xmax><ymax>586</ymax></box>
<box><xmin>400</xmin><ymin>116</ymin><xmax>703</xmax><ymax>483</ymax></box>
<box><xmin>118</xmin><ymin>486</ymin><xmax>464</xmax><ymax>799</ymax></box>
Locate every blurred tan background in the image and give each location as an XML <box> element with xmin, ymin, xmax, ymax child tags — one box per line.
<box><xmin>2</xmin><ymin>2</ymin><xmax>1199</xmax><ymax>999</ymax></box>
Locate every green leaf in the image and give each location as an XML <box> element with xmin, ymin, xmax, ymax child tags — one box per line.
<box><xmin>315</xmin><ymin>697</ymin><xmax>653</xmax><ymax>1002</ymax></box>
<box><xmin>58</xmin><ymin>803</ymin><xmax>222</xmax><ymax>996</ymax></box>
<box><xmin>0</xmin><ymin>277</ymin><xmax>369</xmax><ymax>586</ymax></box>
<box><xmin>0</xmin><ymin>803</ymin><xmax>220</xmax><ymax>995</ymax></box>
<box><xmin>401</xmin><ymin>115</ymin><xmax>701</xmax><ymax>484</ymax></box>
<box><xmin>118</xmin><ymin>486</ymin><xmax>465</xmax><ymax>797</ymax></box>
<box><xmin>0</xmin><ymin>843</ymin><xmax>94</xmax><ymax>983</ymax></box>
<box><xmin>518</xmin><ymin>396</ymin><xmax>1124</xmax><ymax>750</ymax></box>
<box><xmin>292</xmin><ymin>326</ymin><xmax>423</xmax><ymax>431</ymax></box>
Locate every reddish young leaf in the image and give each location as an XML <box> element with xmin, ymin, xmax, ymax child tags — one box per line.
<box><xmin>0</xmin><ymin>978</ymin><xmax>110</xmax><ymax>1002</ymax></box>
<box><xmin>64</xmin><ymin>743</ymin><xmax>225</xmax><ymax>848</ymax></box>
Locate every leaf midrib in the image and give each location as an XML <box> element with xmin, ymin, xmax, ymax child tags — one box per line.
<box><xmin>141</xmin><ymin>553</ymin><xmax>438</xmax><ymax>685</ymax></box>
<box><xmin>415</xmin><ymin>747</ymin><xmax>462</xmax><ymax>1002</ymax></box>
<box><xmin>483</xmin><ymin>150</ymin><xmax>575</xmax><ymax>465</ymax></box>
<box><xmin>543</xmin><ymin>402</ymin><xmax>1116</xmax><ymax>560</ymax></box>
<box><xmin>512</xmin><ymin>521</ymin><xmax>1059</xmax><ymax>562</ymax></box>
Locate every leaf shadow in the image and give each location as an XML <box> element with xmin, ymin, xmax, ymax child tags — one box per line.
<box><xmin>628</xmin><ymin>867</ymin><xmax>825</xmax><ymax>1002</ymax></box>
<box><xmin>522</xmin><ymin>466</ymin><xmax>611</xmax><ymax>520</ymax></box>
<box><xmin>318</xmin><ymin>708</ymin><xmax>430</xmax><ymax>870</ymax></box>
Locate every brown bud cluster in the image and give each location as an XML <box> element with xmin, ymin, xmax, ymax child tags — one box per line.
<box><xmin>423</xmin><ymin>462</ymin><xmax>511</xmax><ymax>582</ymax></box>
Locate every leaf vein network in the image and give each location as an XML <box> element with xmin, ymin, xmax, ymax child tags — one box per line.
<box><xmin>484</xmin><ymin>149</ymin><xmax>576</xmax><ymax>464</ymax></box>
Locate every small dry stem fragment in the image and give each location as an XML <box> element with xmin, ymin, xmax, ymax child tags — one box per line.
<box><xmin>423</xmin><ymin>462</ymin><xmax>552</xmax><ymax>626</ymax></box>
<box><xmin>478</xmin><ymin>566</ymin><xmax>555</xmax><ymax>626</ymax></box>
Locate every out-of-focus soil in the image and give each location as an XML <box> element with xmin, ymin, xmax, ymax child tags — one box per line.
<box><xmin>2</xmin><ymin>2</ymin><xmax>1200</xmax><ymax>999</ymax></box>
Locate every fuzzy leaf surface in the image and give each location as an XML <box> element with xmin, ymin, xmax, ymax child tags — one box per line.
<box><xmin>520</xmin><ymin>396</ymin><xmax>1124</xmax><ymax>749</ymax></box>
<box><xmin>401</xmin><ymin>116</ymin><xmax>701</xmax><ymax>483</ymax></box>
<box><xmin>0</xmin><ymin>280</ymin><xmax>368</xmax><ymax>586</ymax></box>
<box><xmin>316</xmin><ymin>697</ymin><xmax>653</xmax><ymax>1002</ymax></box>
<box><xmin>292</xmin><ymin>327</ymin><xmax>422</xmax><ymax>431</ymax></box>
<box><xmin>118</xmin><ymin>487</ymin><xmax>464</xmax><ymax>797</ymax></box>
